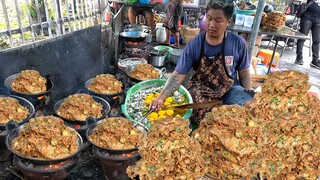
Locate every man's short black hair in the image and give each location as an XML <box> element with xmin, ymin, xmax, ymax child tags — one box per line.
<box><xmin>206</xmin><ymin>0</ymin><xmax>235</xmax><ymax>20</ymax></box>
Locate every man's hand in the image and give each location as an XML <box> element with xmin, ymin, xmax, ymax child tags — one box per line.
<box><xmin>149</xmin><ymin>70</ymin><xmax>186</xmax><ymax>111</ymax></box>
<box><xmin>149</xmin><ymin>95</ymin><xmax>165</xmax><ymax>111</ymax></box>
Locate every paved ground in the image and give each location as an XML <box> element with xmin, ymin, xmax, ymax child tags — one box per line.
<box><xmin>260</xmin><ymin>39</ymin><xmax>320</xmax><ymax>90</ymax></box>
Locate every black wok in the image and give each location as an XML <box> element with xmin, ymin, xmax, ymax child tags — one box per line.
<box><xmin>0</xmin><ymin>95</ymin><xmax>35</xmax><ymax>131</ymax></box>
<box><xmin>5</xmin><ymin>121</ymin><xmax>83</xmax><ymax>165</ymax></box>
<box><xmin>85</xmin><ymin>118</ymin><xmax>148</xmax><ymax>154</ymax></box>
<box><xmin>53</xmin><ymin>94</ymin><xmax>111</xmax><ymax>125</ymax></box>
<box><xmin>4</xmin><ymin>74</ymin><xmax>54</xmax><ymax>107</ymax></box>
<box><xmin>84</xmin><ymin>76</ymin><xmax>125</xmax><ymax>107</ymax></box>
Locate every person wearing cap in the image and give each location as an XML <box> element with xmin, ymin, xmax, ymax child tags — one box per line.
<box><xmin>150</xmin><ymin>0</ymin><xmax>253</xmax><ymax>125</ymax></box>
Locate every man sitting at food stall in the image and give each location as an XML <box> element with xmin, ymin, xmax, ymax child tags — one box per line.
<box><xmin>150</xmin><ymin>0</ymin><xmax>253</xmax><ymax>125</ymax></box>
<box><xmin>128</xmin><ymin>6</ymin><xmax>155</xmax><ymax>30</ymax></box>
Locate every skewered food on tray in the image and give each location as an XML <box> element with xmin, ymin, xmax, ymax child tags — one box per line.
<box><xmin>88</xmin><ymin>117</ymin><xmax>144</xmax><ymax>150</ymax></box>
<box><xmin>11</xmin><ymin>70</ymin><xmax>47</xmax><ymax>94</ymax></box>
<box><xmin>0</xmin><ymin>97</ymin><xmax>29</xmax><ymax>124</ymax></box>
<box><xmin>11</xmin><ymin>116</ymin><xmax>79</xmax><ymax>159</ymax></box>
<box><xmin>127</xmin><ymin>117</ymin><xmax>207</xmax><ymax>179</ymax></box>
<box><xmin>56</xmin><ymin>94</ymin><xmax>103</xmax><ymax>121</ymax></box>
<box><xmin>129</xmin><ymin>64</ymin><xmax>160</xmax><ymax>81</ymax></box>
<box><xmin>87</xmin><ymin>74</ymin><xmax>123</xmax><ymax>94</ymax></box>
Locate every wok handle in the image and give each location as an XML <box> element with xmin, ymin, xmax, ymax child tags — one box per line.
<box><xmin>159</xmin><ymin>68</ymin><xmax>166</xmax><ymax>78</ymax></box>
<box><xmin>85</xmin><ymin>117</ymin><xmax>96</xmax><ymax>127</ymax></box>
<box><xmin>77</xmin><ymin>89</ymin><xmax>88</xmax><ymax>94</ymax></box>
<box><xmin>5</xmin><ymin>120</ymin><xmax>18</xmax><ymax>133</ymax></box>
<box><xmin>44</xmin><ymin>74</ymin><xmax>54</xmax><ymax>81</ymax></box>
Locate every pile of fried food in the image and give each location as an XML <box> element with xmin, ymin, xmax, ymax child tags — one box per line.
<box><xmin>262</xmin><ymin>11</ymin><xmax>286</xmax><ymax>30</ymax></box>
<box><xmin>87</xmin><ymin>74</ymin><xmax>123</xmax><ymax>94</ymax></box>
<box><xmin>56</xmin><ymin>94</ymin><xmax>103</xmax><ymax>121</ymax></box>
<box><xmin>88</xmin><ymin>117</ymin><xmax>144</xmax><ymax>150</ymax></box>
<box><xmin>11</xmin><ymin>116</ymin><xmax>79</xmax><ymax>159</ymax></box>
<box><xmin>130</xmin><ymin>64</ymin><xmax>160</xmax><ymax>81</ymax></box>
<box><xmin>192</xmin><ymin>105</ymin><xmax>263</xmax><ymax>179</ymax></box>
<box><xmin>11</xmin><ymin>70</ymin><xmax>47</xmax><ymax>94</ymax></box>
<box><xmin>192</xmin><ymin>70</ymin><xmax>320</xmax><ymax>179</ymax></box>
<box><xmin>127</xmin><ymin>117</ymin><xmax>207</xmax><ymax>179</ymax></box>
<box><xmin>0</xmin><ymin>97</ymin><xmax>29</xmax><ymax>124</ymax></box>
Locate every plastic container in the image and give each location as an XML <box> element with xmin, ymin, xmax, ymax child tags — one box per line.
<box><xmin>156</xmin><ymin>27</ymin><xmax>166</xmax><ymax>43</ymax></box>
<box><xmin>170</xmin><ymin>49</ymin><xmax>183</xmax><ymax>64</ymax></box>
<box><xmin>234</xmin><ymin>8</ymin><xmax>256</xmax><ymax>15</ymax></box>
<box><xmin>121</xmin><ymin>79</ymin><xmax>193</xmax><ymax>129</ymax></box>
<box><xmin>153</xmin><ymin>45</ymin><xmax>173</xmax><ymax>59</ymax></box>
<box><xmin>139</xmin><ymin>0</ymin><xmax>149</xmax><ymax>4</ymax></box>
<box><xmin>124</xmin><ymin>0</ymin><xmax>137</xmax><ymax>3</ymax></box>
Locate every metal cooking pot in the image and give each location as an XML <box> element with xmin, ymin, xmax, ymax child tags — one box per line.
<box><xmin>86</xmin><ymin>118</ymin><xmax>148</xmax><ymax>154</ymax></box>
<box><xmin>4</xmin><ymin>74</ymin><xmax>54</xmax><ymax>107</ymax></box>
<box><xmin>0</xmin><ymin>95</ymin><xmax>35</xmax><ymax>131</ymax></box>
<box><xmin>120</xmin><ymin>31</ymin><xmax>148</xmax><ymax>42</ymax></box>
<box><xmin>149</xmin><ymin>55</ymin><xmax>166</xmax><ymax>67</ymax></box>
<box><xmin>54</xmin><ymin>94</ymin><xmax>111</xmax><ymax>125</ymax></box>
<box><xmin>5</xmin><ymin>121</ymin><xmax>83</xmax><ymax>165</ymax></box>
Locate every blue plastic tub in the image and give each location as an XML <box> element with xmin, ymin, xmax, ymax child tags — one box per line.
<box><xmin>139</xmin><ymin>0</ymin><xmax>149</xmax><ymax>4</ymax></box>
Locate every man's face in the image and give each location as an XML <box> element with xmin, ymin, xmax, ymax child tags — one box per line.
<box><xmin>205</xmin><ymin>8</ymin><xmax>231</xmax><ymax>38</ymax></box>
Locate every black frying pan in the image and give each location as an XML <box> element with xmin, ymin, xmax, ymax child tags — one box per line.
<box><xmin>53</xmin><ymin>94</ymin><xmax>111</xmax><ymax>125</ymax></box>
<box><xmin>84</xmin><ymin>77</ymin><xmax>125</xmax><ymax>106</ymax></box>
<box><xmin>0</xmin><ymin>95</ymin><xmax>35</xmax><ymax>131</ymax></box>
<box><xmin>4</xmin><ymin>74</ymin><xmax>54</xmax><ymax>106</ymax></box>
<box><xmin>85</xmin><ymin>118</ymin><xmax>148</xmax><ymax>154</ymax></box>
<box><xmin>5</xmin><ymin>121</ymin><xmax>83</xmax><ymax>165</ymax></box>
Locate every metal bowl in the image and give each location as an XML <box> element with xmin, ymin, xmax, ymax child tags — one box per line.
<box><xmin>124</xmin><ymin>66</ymin><xmax>166</xmax><ymax>84</ymax></box>
<box><xmin>117</xmin><ymin>58</ymin><xmax>148</xmax><ymax>72</ymax></box>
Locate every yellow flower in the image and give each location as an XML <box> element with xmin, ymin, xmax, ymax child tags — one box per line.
<box><xmin>163</xmin><ymin>102</ymin><xmax>171</xmax><ymax>106</ymax></box>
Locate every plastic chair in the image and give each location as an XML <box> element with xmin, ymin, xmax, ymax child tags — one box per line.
<box><xmin>257</xmin><ymin>49</ymin><xmax>281</xmax><ymax>68</ymax></box>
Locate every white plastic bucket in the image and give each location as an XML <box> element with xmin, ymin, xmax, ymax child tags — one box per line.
<box><xmin>156</xmin><ymin>27</ymin><xmax>166</xmax><ymax>43</ymax></box>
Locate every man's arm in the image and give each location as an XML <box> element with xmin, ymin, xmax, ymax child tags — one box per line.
<box><xmin>150</xmin><ymin>70</ymin><xmax>186</xmax><ymax>110</ymax></box>
<box><xmin>238</xmin><ymin>68</ymin><xmax>252</xmax><ymax>90</ymax></box>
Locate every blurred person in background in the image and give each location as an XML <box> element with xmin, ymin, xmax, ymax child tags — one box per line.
<box><xmin>128</xmin><ymin>7</ymin><xmax>155</xmax><ymax>30</ymax></box>
<box><xmin>295</xmin><ymin>0</ymin><xmax>320</xmax><ymax>70</ymax></box>
<box><xmin>162</xmin><ymin>0</ymin><xmax>183</xmax><ymax>48</ymax></box>
<box><xmin>150</xmin><ymin>0</ymin><xmax>253</xmax><ymax>125</ymax></box>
